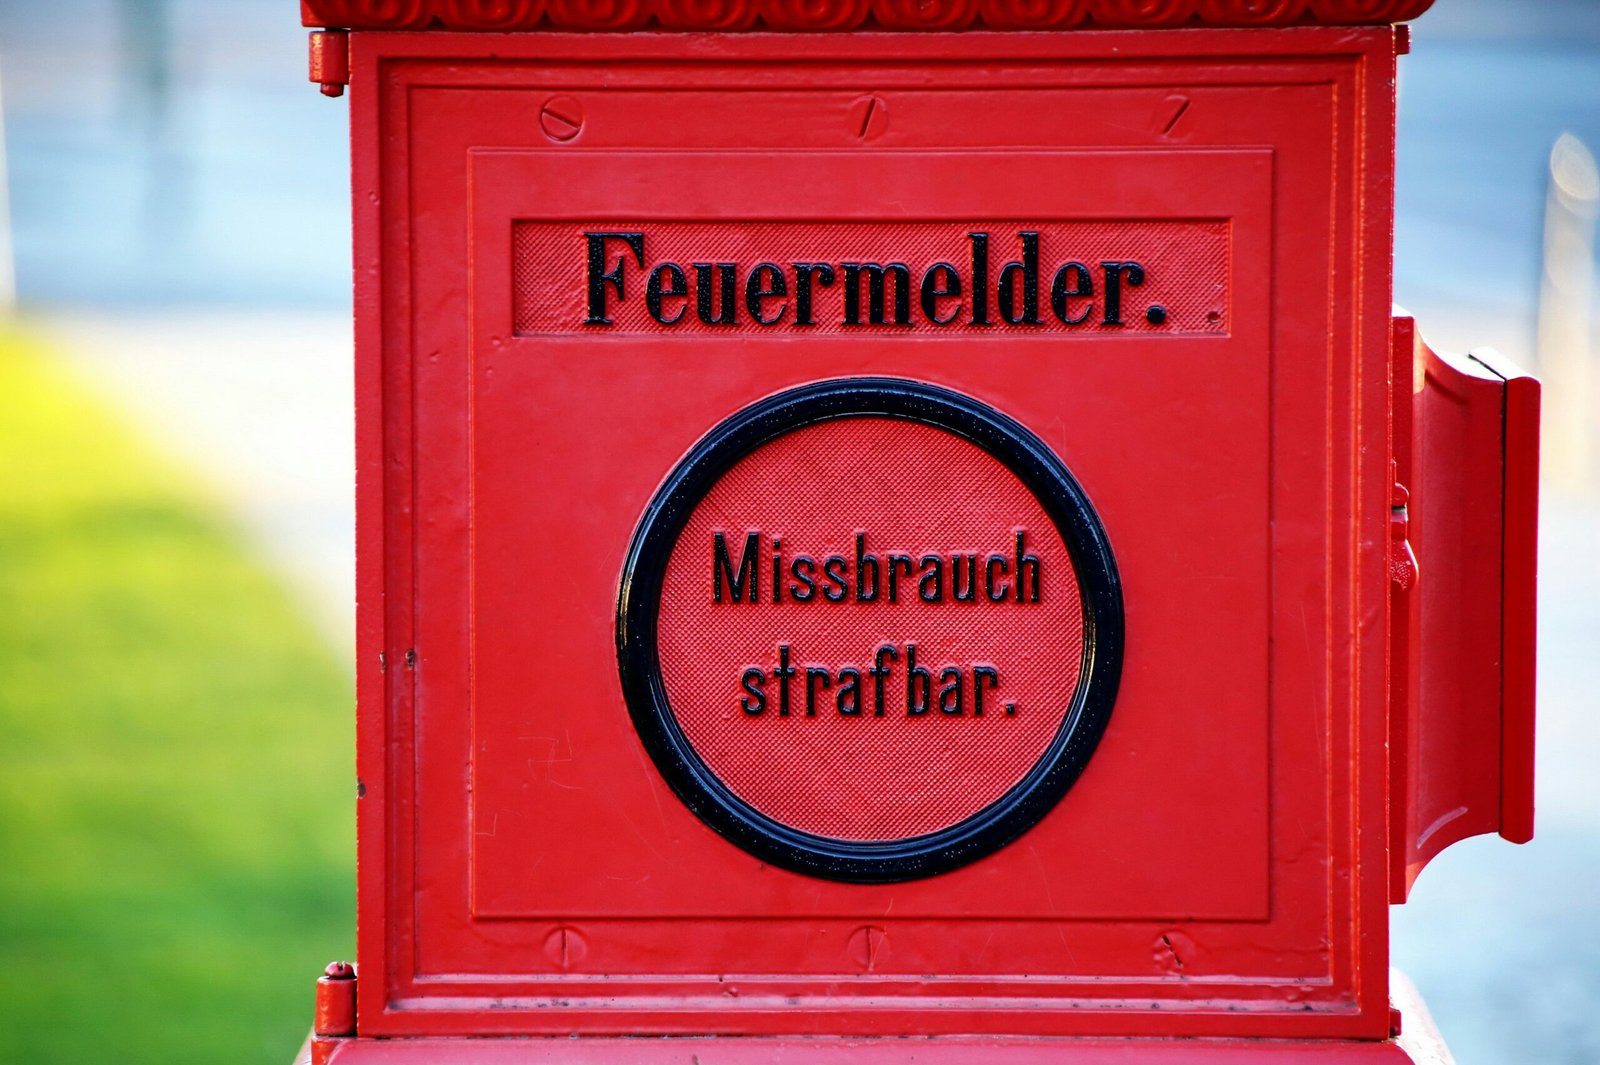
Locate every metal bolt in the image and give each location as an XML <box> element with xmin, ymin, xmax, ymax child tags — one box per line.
<box><xmin>541</xmin><ymin>96</ymin><xmax>585</xmax><ymax>142</ymax></box>
<box><xmin>324</xmin><ymin>961</ymin><xmax>355</xmax><ymax>980</ymax></box>
<box><xmin>543</xmin><ymin>926</ymin><xmax>587</xmax><ymax>968</ymax></box>
<box><xmin>1157</xmin><ymin>94</ymin><xmax>1190</xmax><ymax>137</ymax></box>
<box><xmin>849</xmin><ymin>96</ymin><xmax>888</xmax><ymax>142</ymax></box>
<box><xmin>847</xmin><ymin>925</ymin><xmax>885</xmax><ymax>970</ymax></box>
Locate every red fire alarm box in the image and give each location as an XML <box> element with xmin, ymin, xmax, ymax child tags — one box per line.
<box><xmin>297</xmin><ymin>2</ymin><xmax>1538</xmax><ymax>1063</ymax></box>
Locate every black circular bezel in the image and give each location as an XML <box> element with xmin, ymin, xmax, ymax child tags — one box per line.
<box><xmin>616</xmin><ymin>378</ymin><xmax>1123</xmax><ymax>883</ymax></box>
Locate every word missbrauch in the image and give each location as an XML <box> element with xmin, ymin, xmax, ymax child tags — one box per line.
<box><xmin>716</xmin><ymin>530</ymin><xmax>1051</xmax><ymax>720</ymax></box>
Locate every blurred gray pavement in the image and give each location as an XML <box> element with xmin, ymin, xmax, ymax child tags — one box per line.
<box><xmin>3</xmin><ymin>2</ymin><xmax>1598</xmax><ymax>1062</ymax></box>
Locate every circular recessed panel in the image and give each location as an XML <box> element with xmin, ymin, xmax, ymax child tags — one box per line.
<box><xmin>616</xmin><ymin>379</ymin><xmax>1122</xmax><ymax>882</ymax></box>
<box><xmin>660</xmin><ymin>418</ymin><xmax>1083</xmax><ymax>840</ymax></box>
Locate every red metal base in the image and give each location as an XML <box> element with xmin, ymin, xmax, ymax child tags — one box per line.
<box><xmin>296</xmin><ymin>976</ymin><xmax>1452</xmax><ymax>1065</ymax></box>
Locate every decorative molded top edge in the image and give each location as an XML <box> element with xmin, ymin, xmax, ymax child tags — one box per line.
<box><xmin>301</xmin><ymin>0</ymin><xmax>1431</xmax><ymax>33</ymax></box>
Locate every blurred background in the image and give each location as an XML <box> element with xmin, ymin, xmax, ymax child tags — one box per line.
<box><xmin>0</xmin><ymin>1</ymin><xmax>1594</xmax><ymax>1062</ymax></box>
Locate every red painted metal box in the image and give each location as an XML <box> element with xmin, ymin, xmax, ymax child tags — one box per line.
<box><xmin>296</xmin><ymin>2</ymin><xmax>1538</xmax><ymax>1062</ymax></box>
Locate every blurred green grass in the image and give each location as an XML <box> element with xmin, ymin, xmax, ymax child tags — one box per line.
<box><xmin>0</xmin><ymin>330</ymin><xmax>354</xmax><ymax>1063</ymax></box>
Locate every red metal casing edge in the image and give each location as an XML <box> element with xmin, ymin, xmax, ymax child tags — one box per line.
<box><xmin>341</xmin><ymin>25</ymin><xmax>1405</xmax><ymax>1042</ymax></box>
<box><xmin>1388</xmin><ymin>315</ymin><xmax>1539</xmax><ymax>902</ymax></box>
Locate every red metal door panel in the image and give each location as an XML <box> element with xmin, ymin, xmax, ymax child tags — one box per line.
<box><xmin>349</xmin><ymin>29</ymin><xmax>1399</xmax><ymax>1040</ymax></box>
<box><xmin>464</xmin><ymin>147</ymin><xmax>1271</xmax><ymax>925</ymax></box>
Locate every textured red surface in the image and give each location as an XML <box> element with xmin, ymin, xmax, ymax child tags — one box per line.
<box><xmin>302</xmin><ymin>0</ymin><xmax>1434</xmax><ymax>31</ymax></box>
<box><xmin>657</xmin><ymin>417</ymin><xmax>1084</xmax><ymax>840</ymax></box>
<box><xmin>513</xmin><ymin>221</ymin><xmax>1228</xmax><ymax>337</ymax></box>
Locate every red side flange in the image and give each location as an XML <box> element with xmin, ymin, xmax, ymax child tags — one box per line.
<box><xmin>1389</xmin><ymin>315</ymin><xmax>1539</xmax><ymax>902</ymax></box>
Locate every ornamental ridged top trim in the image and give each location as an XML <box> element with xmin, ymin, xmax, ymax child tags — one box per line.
<box><xmin>301</xmin><ymin>0</ymin><xmax>1432</xmax><ymax>32</ymax></box>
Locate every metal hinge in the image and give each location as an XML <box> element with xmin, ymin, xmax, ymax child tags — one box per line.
<box><xmin>1390</xmin><ymin>472</ymin><xmax>1418</xmax><ymax>590</ymax></box>
<box><xmin>308</xmin><ymin>30</ymin><xmax>349</xmax><ymax>98</ymax></box>
<box><xmin>308</xmin><ymin>960</ymin><xmax>356</xmax><ymax>1065</ymax></box>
